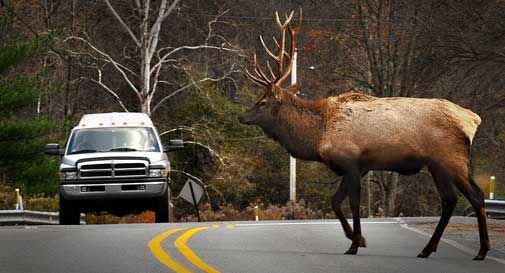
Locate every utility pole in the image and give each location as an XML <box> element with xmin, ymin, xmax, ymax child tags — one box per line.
<box><xmin>367</xmin><ymin>172</ymin><xmax>373</xmax><ymax>217</ymax></box>
<box><xmin>289</xmin><ymin>49</ymin><xmax>297</xmax><ymax>202</ymax></box>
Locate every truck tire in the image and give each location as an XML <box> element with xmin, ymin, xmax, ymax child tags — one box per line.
<box><xmin>155</xmin><ymin>187</ymin><xmax>170</xmax><ymax>223</ymax></box>
<box><xmin>59</xmin><ymin>193</ymin><xmax>80</xmax><ymax>225</ymax></box>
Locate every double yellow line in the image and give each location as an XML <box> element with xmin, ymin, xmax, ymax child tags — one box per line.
<box><xmin>148</xmin><ymin>226</ymin><xmax>221</xmax><ymax>273</ymax></box>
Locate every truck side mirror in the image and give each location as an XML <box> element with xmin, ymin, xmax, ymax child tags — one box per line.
<box><xmin>164</xmin><ymin>139</ymin><xmax>184</xmax><ymax>153</ymax></box>
<box><xmin>45</xmin><ymin>143</ymin><xmax>64</xmax><ymax>156</ymax></box>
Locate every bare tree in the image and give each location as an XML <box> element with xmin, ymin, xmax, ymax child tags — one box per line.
<box><xmin>64</xmin><ymin>0</ymin><xmax>239</xmax><ymax>116</ymax></box>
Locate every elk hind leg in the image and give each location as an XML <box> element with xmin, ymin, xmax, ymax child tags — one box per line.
<box><xmin>418</xmin><ymin>166</ymin><xmax>457</xmax><ymax>258</ymax></box>
<box><xmin>454</xmin><ymin>173</ymin><xmax>490</xmax><ymax>260</ymax></box>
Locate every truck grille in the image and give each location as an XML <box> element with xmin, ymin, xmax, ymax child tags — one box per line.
<box><xmin>79</xmin><ymin>162</ymin><xmax>147</xmax><ymax>179</ymax></box>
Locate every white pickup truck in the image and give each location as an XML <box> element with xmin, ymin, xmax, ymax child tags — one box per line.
<box><xmin>45</xmin><ymin>112</ymin><xmax>183</xmax><ymax>224</ymax></box>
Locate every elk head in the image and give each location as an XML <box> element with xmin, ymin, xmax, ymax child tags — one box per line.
<box><xmin>238</xmin><ymin>9</ymin><xmax>302</xmax><ymax>130</ymax></box>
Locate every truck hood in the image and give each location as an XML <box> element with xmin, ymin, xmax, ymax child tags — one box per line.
<box><xmin>62</xmin><ymin>152</ymin><xmax>167</xmax><ymax>166</ymax></box>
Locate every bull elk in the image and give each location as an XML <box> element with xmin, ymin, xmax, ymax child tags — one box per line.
<box><xmin>238</xmin><ymin>9</ymin><xmax>490</xmax><ymax>260</ymax></box>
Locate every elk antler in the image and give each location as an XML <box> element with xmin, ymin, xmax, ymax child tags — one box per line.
<box><xmin>245</xmin><ymin>8</ymin><xmax>303</xmax><ymax>89</ymax></box>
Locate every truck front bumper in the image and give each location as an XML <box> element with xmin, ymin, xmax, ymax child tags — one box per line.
<box><xmin>60</xmin><ymin>179</ymin><xmax>167</xmax><ymax>200</ymax></box>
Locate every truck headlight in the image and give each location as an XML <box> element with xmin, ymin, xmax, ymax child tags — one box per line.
<box><xmin>149</xmin><ymin>168</ymin><xmax>168</xmax><ymax>178</ymax></box>
<box><xmin>59</xmin><ymin>172</ymin><xmax>77</xmax><ymax>180</ymax></box>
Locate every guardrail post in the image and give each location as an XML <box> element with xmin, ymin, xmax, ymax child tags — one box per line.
<box><xmin>14</xmin><ymin>189</ymin><xmax>20</xmax><ymax>210</ymax></box>
<box><xmin>489</xmin><ymin>176</ymin><xmax>496</xmax><ymax>200</ymax></box>
<box><xmin>255</xmin><ymin>205</ymin><xmax>259</xmax><ymax>221</ymax></box>
<box><xmin>14</xmin><ymin>189</ymin><xmax>24</xmax><ymax>210</ymax></box>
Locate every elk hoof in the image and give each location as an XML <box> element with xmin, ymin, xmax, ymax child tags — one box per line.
<box><xmin>417</xmin><ymin>251</ymin><xmax>431</xmax><ymax>258</ymax></box>
<box><xmin>473</xmin><ymin>255</ymin><xmax>485</xmax><ymax>261</ymax></box>
<box><xmin>344</xmin><ymin>247</ymin><xmax>358</xmax><ymax>255</ymax></box>
<box><xmin>359</xmin><ymin>236</ymin><xmax>367</xmax><ymax>248</ymax></box>
<box><xmin>473</xmin><ymin>249</ymin><xmax>488</xmax><ymax>261</ymax></box>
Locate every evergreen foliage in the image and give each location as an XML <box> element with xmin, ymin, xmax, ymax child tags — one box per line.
<box><xmin>0</xmin><ymin>15</ymin><xmax>56</xmax><ymax>194</ymax></box>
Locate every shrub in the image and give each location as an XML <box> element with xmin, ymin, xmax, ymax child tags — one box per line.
<box><xmin>24</xmin><ymin>193</ymin><xmax>59</xmax><ymax>211</ymax></box>
<box><xmin>86</xmin><ymin>211</ymin><xmax>155</xmax><ymax>224</ymax></box>
<box><xmin>179</xmin><ymin>199</ymin><xmax>332</xmax><ymax>222</ymax></box>
<box><xmin>0</xmin><ymin>183</ymin><xmax>15</xmax><ymax>209</ymax></box>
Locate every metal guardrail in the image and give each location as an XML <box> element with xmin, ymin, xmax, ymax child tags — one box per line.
<box><xmin>464</xmin><ymin>199</ymin><xmax>505</xmax><ymax>219</ymax></box>
<box><xmin>0</xmin><ymin>210</ymin><xmax>86</xmax><ymax>225</ymax></box>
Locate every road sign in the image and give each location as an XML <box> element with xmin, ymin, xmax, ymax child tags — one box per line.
<box><xmin>179</xmin><ymin>179</ymin><xmax>204</xmax><ymax>205</ymax></box>
<box><xmin>178</xmin><ymin>179</ymin><xmax>204</xmax><ymax>221</ymax></box>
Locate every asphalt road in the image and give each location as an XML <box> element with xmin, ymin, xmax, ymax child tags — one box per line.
<box><xmin>1</xmin><ymin>218</ymin><xmax>504</xmax><ymax>273</ymax></box>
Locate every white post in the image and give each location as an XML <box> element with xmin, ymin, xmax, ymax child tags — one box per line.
<box><xmin>289</xmin><ymin>49</ymin><xmax>297</xmax><ymax>203</ymax></box>
<box><xmin>15</xmin><ymin>189</ymin><xmax>20</xmax><ymax>210</ymax></box>
<box><xmin>489</xmin><ymin>176</ymin><xmax>496</xmax><ymax>200</ymax></box>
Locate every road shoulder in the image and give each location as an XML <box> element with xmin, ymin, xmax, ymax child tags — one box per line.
<box><xmin>398</xmin><ymin>216</ymin><xmax>505</xmax><ymax>262</ymax></box>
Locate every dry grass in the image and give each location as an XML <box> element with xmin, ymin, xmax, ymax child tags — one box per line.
<box><xmin>86</xmin><ymin>211</ymin><xmax>155</xmax><ymax>224</ymax></box>
<box><xmin>179</xmin><ymin>199</ymin><xmax>333</xmax><ymax>222</ymax></box>
<box><xmin>444</xmin><ymin>224</ymin><xmax>505</xmax><ymax>237</ymax></box>
<box><xmin>0</xmin><ymin>183</ymin><xmax>15</xmax><ymax>210</ymax></box>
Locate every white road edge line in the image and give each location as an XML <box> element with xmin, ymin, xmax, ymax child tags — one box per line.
<box><xmin>235</xmin><ymin>221</ymin><xmax>398</xmax><ymax>227</ymax></box>
<box><xmin>395</xmin><ymin>217</ymin><xmax>505</xmax><ymax>265</ymax></box>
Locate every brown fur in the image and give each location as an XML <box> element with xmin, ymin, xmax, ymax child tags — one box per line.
<box><xmin>335</xmin><ymin>92</ymin><xmax>375</xmax><ymax>103</ymax></box>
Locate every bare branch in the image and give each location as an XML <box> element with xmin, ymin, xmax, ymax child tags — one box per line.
<box><xmin>151</xmin><ymin>74</ymin><xmax>232</xmax><ymax>114</ymax></box>
<box><xmin>184</xmin><ymin>141</ymin><xmax>225</xmax><ymax>167</ymax></box>
<box><xmin>134</xmin><ymin>0</ymin><xmax>141</xmax><ymax>9</ymax></box>
<box><xmin>104</xmin><ymin>0</ymin><xmax>141</xmax><ymax>47</ymax></box>
<box><xmin>205</xmin><ymin>9</ymin><xmax>230</xmax><ymax>46</ymax></box>
<box><xmin>171</xmin><ymin>169</ymin><xmax>205</xmax><ymax>185</ymax></box>
<box><xmin>149</xmin><ymin>0</ymin><xmax>181</xmax><ymax>54</ymax></box>
<box><xmin>151</xmin><ymin>82</ymin><xmax>199</xmax><ymax>113</ymax></box>
<box><xmin>64</xmin><ymin>36</ymin><xmax>141</xmax><ymax>101</ymax></box>
<box><xmin>90</xmin><ymin>68</ymin><xmax>130</xmax><ymax>112</ymax></box>
<box><xmin>66</xmin><ymin>49</ymin><xmax>139</xmax><ymax>77</ymax></box>
<box><xmin>222</xmin><ymin>136</ymin><xmax>266</xmax><ymax>142</ymax></box>
<box><xmin>158</xmin><ymin>0</ymin><xmax>182</xmax><ymax>23</ymax></box>
<box><xmin>159</xmin><ymin>126</ymin><xmax>196</xmax><ymax>137</ymax></box>
<box><xmin>151</xmin><ymin>45</ymin><xmax>239</xmax><ymax>74</ymax></box>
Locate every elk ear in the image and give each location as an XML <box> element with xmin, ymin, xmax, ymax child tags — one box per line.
<box><xmin>285</xmin><ymin>81</ymin><xmax>301</xmax><ymax>95</ymax></box>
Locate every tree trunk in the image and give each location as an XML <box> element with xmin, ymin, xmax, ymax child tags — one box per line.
<box><xmin>367</xmin><ymin>171</ymin><xmax>374</xmax><ymax>217</ymax></box>
<box><xmin>382</xmin><ymin>172</ymin><xmax>399</xmax><ymax>217</ymax></box>
<box><xmin>141</xmin><ymin>99</ymin><xmax>149</xmax><ymax>115</ymax></box>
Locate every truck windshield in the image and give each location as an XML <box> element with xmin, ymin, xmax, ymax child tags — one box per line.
<box><xmin>67</xmin><ymin>127</ymin><xmax>160</xmax><ymax>154</ymax></box>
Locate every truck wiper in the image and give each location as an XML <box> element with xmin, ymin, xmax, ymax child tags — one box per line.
<box><xmin>71</xmin><ymin>149</ymin><xmax>99</xmax><ymax>154</ymax></box>
<box><xmin>108</xmin><ymin>147</ymin><xmax>139</xmax><ymax>152</ymax></box>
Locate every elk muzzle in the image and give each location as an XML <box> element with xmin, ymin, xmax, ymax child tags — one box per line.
<box><xmin>237</xmin><ymin>112</ymin><xmax>252</xmax><ymax>125</ymax></box>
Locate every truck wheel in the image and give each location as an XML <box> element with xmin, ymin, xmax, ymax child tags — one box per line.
<box><xmin>155</xmin><ymin>187</ymin><xmax>170</xmax><ymax>223</ymax></box>
<box><xmin>59</xmin><ymin>193</ymin><xmax>80</xmax><ymax>225</ymax></box>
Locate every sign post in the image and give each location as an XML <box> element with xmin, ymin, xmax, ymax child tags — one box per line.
<box><xmin>179</xmin><ymin>179</ymin><xmax>204</xmax><ymax>222</ymax></box>
<box><xmin>188</xmin><ymin>180</ymin><xmax>201</xmax><ymax>222</ymax></box>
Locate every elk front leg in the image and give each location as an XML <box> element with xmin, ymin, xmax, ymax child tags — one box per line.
<box><xmin>332</xmin><ymin>178</ymin><xmax>353</xmax><ymax>240</ymax></box>
<box><xmin>344</xmin><ymin>170</ymin><xmax>366</xmax><ymax>255</ymax></box>
<box><xmin>418</xmin><ymin>167</ymin><xmax>457</xmax><ymax>258</ymax></box>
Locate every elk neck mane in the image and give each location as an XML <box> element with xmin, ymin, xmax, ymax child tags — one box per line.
<box><xmin>263</xmin><ymin>91</ymin><xmax>376</xmax><ymax>161</ymax></box>
<box><xmin>333</xmin><ymin>92</ymin><xmax>375</xmax><ymax>103</ymax></box>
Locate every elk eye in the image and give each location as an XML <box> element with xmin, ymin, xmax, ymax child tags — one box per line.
<box><xmin>258</xmin><ymin>100</ymin><xmax>266</xmax><ymax>106</ymax></box>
